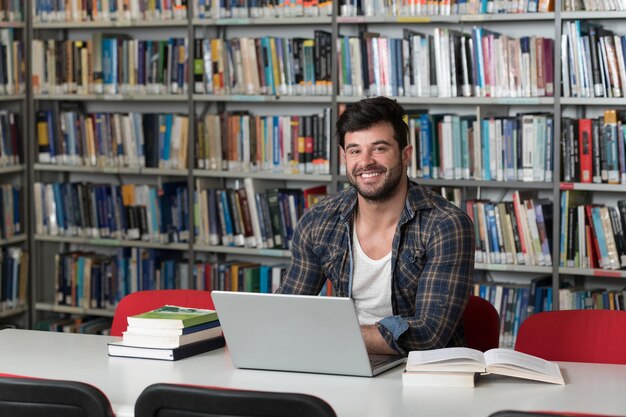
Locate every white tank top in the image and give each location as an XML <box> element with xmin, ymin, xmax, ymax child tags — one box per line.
<box><xmin>351</xmin><ymin>227</ymin><xmax>393</xmax><ymax>325</ymax></box>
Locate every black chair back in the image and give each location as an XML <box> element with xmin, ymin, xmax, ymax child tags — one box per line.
<box><xmin>0</xmin><ymin>376</ymin><xmax>114</xmax><ymax>417</ymax></box>
<box><xmin>135</xmin><ymin>383</ymin><xmax>337</xmax><ymax>417</ymax></box>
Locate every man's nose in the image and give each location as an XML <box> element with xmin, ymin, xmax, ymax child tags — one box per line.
<box><xmin>358</xmin><ymin>150</ymin><xmax>376</xmax><ymax>166</ymax></box>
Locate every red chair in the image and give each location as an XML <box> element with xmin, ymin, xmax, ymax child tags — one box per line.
<box><xmin>463</xmin><ymin>295</ymin><xmax>500</xmax><ymax>352</ymax></box>
<box><xmin>110</xmin><ymin>289</ymin><xmax>215</xmax><ymax>337</ymax></box>
<box><xmin>514</xmin><ymin>310</ymin><xmax>626</xmax><ymax>364</ymax></box>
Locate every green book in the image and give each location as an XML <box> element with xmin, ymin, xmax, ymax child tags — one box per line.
<box><xmin>127</xmin><ymin>305</ymin><xmax>218</xmax><ymax>329</ymax></box>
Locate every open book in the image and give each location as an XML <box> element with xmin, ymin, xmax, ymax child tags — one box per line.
<box><xmin>404</xmin><ymin>347</ymin><xmax>564</xmax><ymax>387</ymax></box>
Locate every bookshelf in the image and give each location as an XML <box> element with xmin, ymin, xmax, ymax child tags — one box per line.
<box><xmin>0</xmin><ymin>2</ymin><xmax>28</xmax><ymax>328</ymax></box>
<box><xmin>26</xmin><ymin>1</ymin><xmax>338</xmax><ymax>329</ymax></box>
<box><xmin>27</xmin><ymin>1</ymin><xmax>195</xmax><ymax>328</ymax></box>
<box><xmin>557</xmin><ymin>6</ymin><xmax>626</xmax><ymax>314</ymax></box>
<box><xmin>18</xmin><ymin>0</ymin><xmax>626</xmax><ymax>340</ymax></box>
<box><xmin>189</xmin><ymin>10</ymin><xmax>336</xmax><ymax>296</ymax></box>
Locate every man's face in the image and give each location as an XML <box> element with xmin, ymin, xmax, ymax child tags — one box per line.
<box><xmin>342</xmin><ymin>122</ymin><xmax>412</xmax><ymax>202</ymax></box>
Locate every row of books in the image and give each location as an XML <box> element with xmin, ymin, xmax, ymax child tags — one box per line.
<box><xmin>0</xmin><ymin>1</ymin><xmax>20</xmax><ymax>21</ymax></box>
<box><xmin>193</xmin><ymin>33</ymin><xmax>332</xmax><ymax>96</ymax></box>
<box><xmin>194</xmin><ymin>261</ymin><xmax>287</xmax><ymax>293</ymax></box>
<box><xmin>33</xmin><ymin>0</ymin><xmax>188</xmax><ymax>22</ymax></box>
<box><xmin>562</xmin><ymin>21</ymin><xmax>626</xmax><ymax>98</ymax></box>
<box><xmin>34</xmin><ymin>181</ymin><xmax>190</xmax><ymax>243</ymax></box>
<box><xmin>32</xmin><ymin>36</ymin><xmax>188</xmax><ymax>96</ymax></box>
<box><xmin>196</xmin><ymin>109</ymin><xmax>331</xmax><ymax>175</ymax></box>
<box><xmin>404</xmin><ymin>111</ymin><xmax>553</xmax><ymax>182</ymax></box>
<box><xmin>54</xmin><ymin>249</ymin><xmax>194</xmax><ymax>310</ymax></box>
<box><xmin>560</xmin><ymin>191</ymin><xmax>626</xmax><ymax>270</ymax></box>
<box><xmin>194</xmin><ymin>0</ymin><xmax>333</xmax><ymax>17</ymax></box>
<box><xmin>0</xmin><ymin>184</ymin><xmax>21</xmax><ymax>241</ymax></box>
<box><xmin>561</xmin><ymin>112</ymin><xmax>626</xmax><ymax>185</ymax></box>
<box><xmin>563</xmin><ymin>0</ymin><xmax>626</xmax><ymax>11</ymax></box>
<box><xmin>37</xmin><ymin>109</ymin><xmax>188</xmax><ymax>169</ymax></box>
<box><xmin>559</xmin><ymin>286</ymin><xmax>626</xmax><ymax>310</ymax></box>
<box><xmin>0</xmin><ymin>247</ymin><xmax>27</xmax><ymax>313</ymax></box>
<box><xmin>34</xmin><ymin>316</ymin><xmax>112</xmax><ymax>334</ymax></box>
<box><xmin>195</xmin><ymin>178</ymin><xmax>326</xmax><ymax>249</ymax></box>
<box><xmin>0</xmin><ymin>110</ymin><xmax>20</xmax><ymax>167</ymax></box>
<box><xmin>338</xmin><ymin>28</ymin><xmax>554</xmax><ymax>99</ymax></box>
<box><xmin>0</xmin><ymin>29</ymin><xmax>25</xmax><ymax>96</ymax></box>
<box><xmin>52</xmin><ymin>249</ymin><xmax>289</xmax><ymax>311</ymax></box>
<box><xmin>473</xmin><ymin>282</ymin><xmax>533</xmax><ymax>348</ymax></box>
<box><xmin>341</xmin><ymin>0</ymin><xmax>553</xmax><ymax>16</ymax></box>
<box><xmin>467</xmin><ymin>192</ymin><xmax>552</xmax><ymax>267</ymax></box>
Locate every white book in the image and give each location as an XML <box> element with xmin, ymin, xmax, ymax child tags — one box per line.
<box><xmin>33</xmin><ymin>183</ymin><xmax>44</xmax><ymax>235</ymax></box>
<box><xmin>613</xmin><ymin>35</ymin><xmax>626</xmax><ymax>98</ymax></box>
<box><xmin>441</xmin><ymin>115</ymin><xmax>454</xmax><ymax>179</ymax></box>
<box><xmin>45</xmin><ymin>184</ymin><xmax>59</xmax><ymax>236</ymax></box>
<box><xmin>402</xmin><ymin>371</ymin><xmax>476</xmax><ymax>388</ymax></box>
<box><xmin>404</xmin><ymin>347</ymin><xmax>564</xmax><ymax>387</ymax></box>
<box><xmin>350</xmin><ymin>37</ymin><xmax>363</xmax><ymax>97</ymax></box>
<box><xmin>244</xmin><ymin>178</ymin><xmax>264</xmax><ymax>249</ymax></box>
<box><xmin>108</xmin><ymin>336</ymin><xmax>225</xmax><ymax>361</ymax></box>
<box><xmin>122</xmin><ymin>326</ymin><xmax>223</xmax><ymax>349</ymax></box>
<box><xmin>521</xmin><ymin>115</ymin><xmax>535</xmax><ymax>182</ymax></box>
<box><xmin>524</xmin><ymin>200</ymin><xmax>546</xmax><ymax>267</ymax></box>
<box><xmin>561</xmin><ymin>34</ymin><xmax>571</xmax><ymax>98</ymax></box>
<box><xmin>533</xmin><ymin>116</ymin><xmax>547</xmax><ymax>182</ymax></box>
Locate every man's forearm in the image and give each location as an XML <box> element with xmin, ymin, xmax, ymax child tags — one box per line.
<box><xmin>360</xmin><ymin>324</ymin><xmax>398</xmax><ymax>355</ymax></box>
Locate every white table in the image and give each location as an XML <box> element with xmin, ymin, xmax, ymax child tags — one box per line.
<box><xmin>1</xmin><ymin>329</ymin><xmax>625</xmax><ymax>417</ymax></box>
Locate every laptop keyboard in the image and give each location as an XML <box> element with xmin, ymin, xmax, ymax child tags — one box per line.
<box><xmin>369</xmin><ymin>354</ymin><xmax>403</xmax><ymax>368</ymax></box>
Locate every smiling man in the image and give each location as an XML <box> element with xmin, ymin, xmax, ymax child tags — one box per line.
<box><xmin>277</xmin><ymin>96</ymin><xmax>475</xmax><ymax>355</ymax></box>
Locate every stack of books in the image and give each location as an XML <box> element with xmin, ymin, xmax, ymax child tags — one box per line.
<box><xmin>402</xmin><ymin>347</ymin><xmax>564</xmax><ymax>388</ymax></box>
<box><xmin>107</xmin><ymin>305</ymin><xmax>225</xmax><ymax>361</ymax></box>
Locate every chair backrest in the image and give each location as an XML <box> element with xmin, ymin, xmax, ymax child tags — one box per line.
<box><xmin>134</xmin><ymin>383</ymin><xmax>337</xmax><ymax>417</ymax></box>
<box><xmin>0</xmin><ymin>375</ymin><xmax>114</xmax><ymax>417</ymax></box>
<box><xmin>490</xmin><ymin>410</ymin><xmax>625</xmax><ymax>417</ymax></box>
<box><xmin>514</xmin><ymin>309</ymin><xmax>626</xmax><ymax>364</ymax></box>
<box><xmin>110</xmin><ymin>289</ymin><xmax>215</xmax><ymax>336</ymax></box>
<box><xmin>463</xmin><ymin>295</ymin><xmax>500</xmax><ymax>352</ymax></box>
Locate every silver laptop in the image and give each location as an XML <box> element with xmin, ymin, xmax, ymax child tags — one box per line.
<box><xmin>211</xmin><ymin>291</ymin><xmax>406</xmax><ymax>377</ymax></box>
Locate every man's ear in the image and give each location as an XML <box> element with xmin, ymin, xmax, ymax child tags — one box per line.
<box><xmin>402</xmin><ymin>144</ymin><xmax>413</xmax><ymax>166</ymax></box>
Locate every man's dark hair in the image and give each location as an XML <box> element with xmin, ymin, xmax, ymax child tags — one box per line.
<box><xmin>336</xmin><ymin>96</ymin><xmax>409</xmax><ymax>149</ymax></box>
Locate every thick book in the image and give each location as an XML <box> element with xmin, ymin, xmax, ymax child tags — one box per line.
<box><xmin>403</xmin><ymin>370</ymin><xmax>478</xmax><ymax>388</ymax></box>
<box><xmin>125</xmin><ymin>319</ymin><xmax>221</xmax><ymax>337</ymax></box>
<box><xmin>127</xmin><ymin>305</ymin><xmax>218</xmax><ymax>329</ymax></box>
<box><xmin>108</xmin><ymin>336</ymin><xmax>225</xmax><ymax>361</ymax></box>
<box><xmin>404</xmin><ymin>347</ymin><xmax>564</xmax><ymax>387</ymax></box>
<box><xmin>122</xmin><ymin>326</ymin><xmax>223</xmax><ymax>349</ymax></box>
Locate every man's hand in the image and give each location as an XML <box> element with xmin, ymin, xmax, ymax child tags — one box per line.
<box><xmin>360</xmin><ymin>324</ymin><xmax>398</xmax><ymax>355</ymax></box>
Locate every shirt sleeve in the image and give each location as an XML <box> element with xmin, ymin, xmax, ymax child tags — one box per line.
<box><xmin>378</xmin><ymin>210</ymin><xmax>475</xmax><ymax>354</ymax></box>
<box><xmin>275</xmin><ymin>209</ymin><xmax>326</xmax><ymax>295</ymax></box>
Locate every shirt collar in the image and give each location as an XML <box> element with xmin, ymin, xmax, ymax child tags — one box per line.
<box><xmin>338</xmin><ymin>179</ymin><xmax>433</xmax><ymax>222</ymax></box>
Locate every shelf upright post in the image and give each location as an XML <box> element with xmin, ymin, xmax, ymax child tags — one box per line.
<box><xmin>552</xmin><ymin>3</ymin><xmax>563</xmax><ymax>310</ymax></box>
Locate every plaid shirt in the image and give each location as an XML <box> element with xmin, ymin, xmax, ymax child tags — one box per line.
<box><xmin>277</xmin><ymin>181</ymin><xmax>475</xmax><ymax>354</ymax></box>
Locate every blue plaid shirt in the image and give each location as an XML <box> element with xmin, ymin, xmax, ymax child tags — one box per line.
<box><xmin>277</xmin><ymin>181</ymin><xmax>475</xmax><ymax>354</ymax></box>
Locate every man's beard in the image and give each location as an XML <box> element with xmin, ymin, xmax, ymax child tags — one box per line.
<box><xmin>347</xmin><ymin>161</ymin><xmax>404</xmax><ymax>203</ymax></box>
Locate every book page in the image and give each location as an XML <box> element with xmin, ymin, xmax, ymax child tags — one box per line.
<box><xmin>484</xmin><ymin>349</ymin><xmax>564</xmax><ymax>384</ymax></box>
<box><xmin>406</xmin><ymin>347</ymin><xmax>485</xmax><ymax>372</ymax></box>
